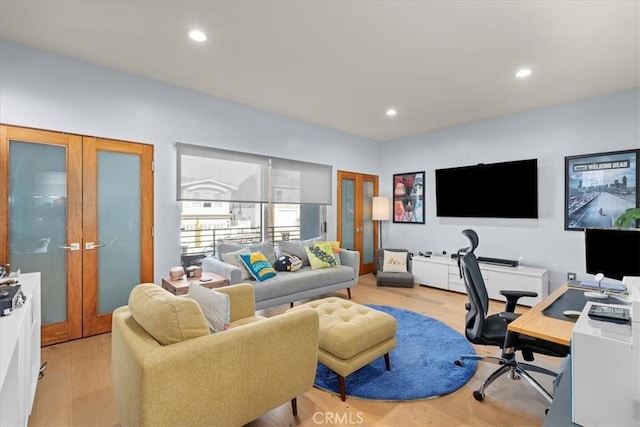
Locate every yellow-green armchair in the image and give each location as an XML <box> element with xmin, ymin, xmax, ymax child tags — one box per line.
<box><xmin>111</xmin><ymin>283</ymin><xmax>319</xmax><ymax>427</ymax></box>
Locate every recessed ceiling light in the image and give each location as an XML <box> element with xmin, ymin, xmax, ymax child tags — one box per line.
<box><xmin>189</xmin><ymin>30</ymin><xmax>207</xmax><ymax>42</ymax></box>
<box><xmin>515</xmin><ymin>68</ymin><xmax>532</xmax><ymax>79</ymax></box>
<box><xmin>386</xmin><ymin>109</ymin><xmax>397</xmax><ymax>117</ymax></box>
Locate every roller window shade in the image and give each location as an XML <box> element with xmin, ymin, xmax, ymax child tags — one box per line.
<box><xmin>177</xmin><ymin>143</ymin><xmax>332</xmax><ymax>205</ymax></box>
<box><xmin>177</xmin><ymin>143</ymin><xmax>269</xmax><ymax>202</ymax></box>
<box><xmin>270</xmin><ymin>156</ymin><xmax>332</xmax><ymax>205</ymax></box>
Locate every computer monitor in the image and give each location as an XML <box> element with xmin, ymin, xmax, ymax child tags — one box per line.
<box><xmin>585</xmin><ymin>227</ymin><xmax>640</xmax><ymax>281</ymax></box>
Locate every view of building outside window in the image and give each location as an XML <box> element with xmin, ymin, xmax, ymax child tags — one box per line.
<box><xmin>180</xmin><ymin>202</ymin><xmax>323</xmax><ymax>267</ymax></box>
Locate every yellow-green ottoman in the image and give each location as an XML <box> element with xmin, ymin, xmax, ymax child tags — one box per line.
<box><xmin>289</xmin><ymin>297</ymin><xmax>397</xmax><ymax>401</ymax></box>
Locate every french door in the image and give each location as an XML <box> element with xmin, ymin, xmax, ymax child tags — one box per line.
<box><xmin>337</xmin><ymin>171</ymin><xmax>378</xmax><ymax>275</ymax></box>
<box><xmin>0</xmin><ymin>125</ymin><xmax>154</xmax><ymax>345</ymax></box>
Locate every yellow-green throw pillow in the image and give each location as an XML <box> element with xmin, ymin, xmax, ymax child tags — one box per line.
<box><xmin>305</xmin><ymin>244</ymin><xmax>337</xmax><ymax>269</ymax></box>
<box><xmin>316</xmin><ymin>241</ymin><xmax>341</xmax><ymax>265</ymax></box>
<box><xmin>239</xmin><ymin>251</ymin><xmax>277</xmax><ymax>282</ymax></box>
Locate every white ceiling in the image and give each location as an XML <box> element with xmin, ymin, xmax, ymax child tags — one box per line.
<box><xmin>0</xmin><ymin>1</ymin><xmax>638</xmax><ymax>142</ymax></box>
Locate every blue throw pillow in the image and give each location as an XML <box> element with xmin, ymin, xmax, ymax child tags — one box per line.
<box><xmin>239</xmin><ymin>252</ymin><xmax>277</xmax><ymax>282</ymax></box>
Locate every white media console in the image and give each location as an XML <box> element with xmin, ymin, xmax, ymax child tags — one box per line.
<box><xmin>0</xmin><ymin>272</ymin><xmax>41</xmax><ymax>427</ymax></box>
<box><xmin>412</xmin><ymin>255</ymin><xmax>549</xmax><ymax>307</ymax></box>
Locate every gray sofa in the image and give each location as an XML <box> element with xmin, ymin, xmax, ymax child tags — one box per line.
<box><xmin>202</xmin><ymin>243</ymin><xmax>360</xmax><ymax>310</ymax></box>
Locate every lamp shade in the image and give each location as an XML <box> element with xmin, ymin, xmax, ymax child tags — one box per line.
<box><xmin>372</xmin><ymin>196</ymin><xmax>390</xmax><ymax>221</ymax></box>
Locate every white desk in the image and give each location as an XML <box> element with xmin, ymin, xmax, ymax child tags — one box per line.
<box><xmin>0</xmin><ymin>272</ymin><xmax>41</xmax><ymax>427</ymax></box>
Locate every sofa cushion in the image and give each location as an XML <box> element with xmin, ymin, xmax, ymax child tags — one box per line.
<box><xmin>240</xmin><ymin>252</ymin><xmax>278</xmax><ymax>282</ymax></box>
<box><xmin>382</xmin><ymin>250</ymin><xmax>408</xmax><ymax>273</ymax></box>
<box><xmin>221</xmin><ymin>247</ymin><xmax>252</xmax><ymax>280</ymax></box>
<box><xmin>305</xmin><ymin>244</ymin><xmax>337</xmax><ymax>269</ymax></box>
<box><xmin>277</xmin><ymin>240</ymin><xmax>309</xmax><ymax>265</ymax></box>
<box><xmin>188</xmin><ymin>282</ymin><xmax>230</xmax><ymax>333</ymax></box>
<box><xmin>252</xmin><ymin>265</ymin><xmax>354</xmax><ymax>302</ymax></box>
<box><xmin>217</xmin><ymin>241</ymin><xmax>276</xmax><ymax>265</ymax></box>
<box><xmin>128</xmin><ymin>283</ymin><xmax>210</xmax><ymax>345</ymax></box>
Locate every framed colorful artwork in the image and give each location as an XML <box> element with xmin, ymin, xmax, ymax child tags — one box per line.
<box><xmin>393</xmin><ymin>171</ymin><xmax>425</xmax><ymax>224</ymax></box>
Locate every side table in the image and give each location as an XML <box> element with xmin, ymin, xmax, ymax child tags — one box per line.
<box><xmin>161</xmin><ymin>272</ymin><xmax>229</xmax><ymax>296</ymax></box>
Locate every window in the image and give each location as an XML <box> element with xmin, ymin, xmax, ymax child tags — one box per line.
<box><xmin>176</xmin><ymin>143</ymin><xmax>331</xmax><ymax>265</ymax></box>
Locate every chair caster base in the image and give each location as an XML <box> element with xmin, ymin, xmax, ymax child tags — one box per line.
<box><xmin>473</xmin><ymin>390</ymin><xmax>485</xmax><ymax>402</ymax></box>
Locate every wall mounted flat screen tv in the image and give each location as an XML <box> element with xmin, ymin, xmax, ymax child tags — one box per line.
<box><xmin>585</xmin><ymin>228</ymin><xmax>640</xmax><ymax>281</ymax></box>
<box><xmin>435</xmin><ymin>159</ymin><xmax>538</xmax><ymax>218</ymax></box>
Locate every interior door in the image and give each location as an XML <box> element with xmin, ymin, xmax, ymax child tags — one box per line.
<box><xmin>1</xmin><ymin>125</ymin><xmax>154</xmax><ymax>345</ymax></box>
<box><xmin>82</xmin><ymin>137</ymin><xmax>154</xmax><ymax>336</ymax></box>
<box><xmin>1</xmin><ymin>126</ymin><xmax>83</xmax><ymax>345</ymax></box>
<box><xmin>337</xmin><ymin>171</ymin><xmax>378</xmax><ymax>275</ymax></box>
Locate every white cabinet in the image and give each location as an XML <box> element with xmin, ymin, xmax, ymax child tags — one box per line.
<box><xmin>412</xmin><ymin>256</ymin><xmax>548</xmax><ymax>307</ymax></box>
<box><xmin>571</xmin><ymin>301</ymin><xmax>639</xmax><ymax>426</ymax></box>
<box><xmin>0</xmin><ymin>272</ymin><xmax>41</xmax><ymax>427</ymax></box>
<box><xmin>412</xmin><ymin>256</ymin><xmax>449</xmax><ymax>290</ymax></box>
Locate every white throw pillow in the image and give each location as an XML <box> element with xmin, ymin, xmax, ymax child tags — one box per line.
<box><xmin>382</xmin><ymin>250</ymin><xmax>408</xmax><ymax>273</ymax></box>
<box><xmin>221</xmin><ymin>247</ymin><xmax>252</xmax><ymax>280</ymax></box>
<box><xmin>188</xmin><ymin>282</ymin><xmax>230</xmax><ymax>333</ymax></box>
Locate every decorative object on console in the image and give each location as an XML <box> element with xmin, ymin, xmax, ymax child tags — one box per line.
<box><xmin>392</xmin><ymin>171</ymin><xmax>425</xmax><ymax>224</ymax></box>
<box><xmin>565</xmin><ymin>149</ymin><xmax>639</xmax><ymax>231</ymax></box>
<box><xmin>185</xmin><ymin>265</ymin><xmax>201</xmax><ymax>278</ymax></box>
<box><xmin>169</xmin><ymin>266</ymin><xmax>184</xmax><ymax>280</ymax></box>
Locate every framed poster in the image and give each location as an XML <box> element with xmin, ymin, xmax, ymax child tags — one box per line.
<box><xmin>393</xmin><ymin>171</ymin><xmax>425</xmax><ymax>223</ymax></box>
<box><xmin>565</xmin><ymin>149</ymin><xmax>639</xmax><ymax>230</ymax></box>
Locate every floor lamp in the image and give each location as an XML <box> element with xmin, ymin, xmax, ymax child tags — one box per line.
<box><xmin>372</xmin><ymin>196</ymin><xmax>390</xmax><ymax>250</ymax></box>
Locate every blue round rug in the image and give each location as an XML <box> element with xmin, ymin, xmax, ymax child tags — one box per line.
<box><xmin>313</xmin><ymin>304</ymin><xmax>477</xmax><ymax>401</ymax></box>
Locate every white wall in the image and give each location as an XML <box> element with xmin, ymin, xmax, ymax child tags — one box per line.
<box><xmin>379</xmin><ymin>89</ymin><xmax>639</xmax><ymax>290</ymax></box>
<box><xmin>0</xmin><ymin>40</ymin><xmax>382</xmax><ymax>282</ymax></box>
<box><xmin>2</xmin><ymin>40</ymin><xmax>638</xmax><ymax>291</ymax></box>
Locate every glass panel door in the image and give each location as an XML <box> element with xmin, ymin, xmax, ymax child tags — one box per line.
<box><xmin>1</xmin><ymin>126</ymin><xmax>83</xmax><ymax>345</ymax></box>
<box><xmin>363</xmin><ymin>179</ymin><xmax>375</xmax><ymax>266</ymax></box>
<box><xmin>1</xmin><ymin>126</ymin><xmax>154</xmax><ymax>344</ymax></box>
<box><xmin>341</xmin><ymin>178</ymin><xmax>356</xmax><ymax>251</ymax></box>
<box><xmin>82</xmin><ymin>137</ymin><xmax>154</xmax><ymax>336</ymax></box>
<box><xmin>337</xmin><ymin>171</ymin><xmax>379</xmax><ymax>274</ymax></box>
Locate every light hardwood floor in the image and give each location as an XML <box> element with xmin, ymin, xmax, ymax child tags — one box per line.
<box><xmin>29</xmin><ymin>273</ymin><xmax>560</xmax><ymax>427</ymax></box>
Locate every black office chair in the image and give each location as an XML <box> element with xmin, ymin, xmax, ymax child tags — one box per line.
<box><xmin>454</xmin><ymin>229</ymin><xmax>569</xmax><ymax>404</ymax></box>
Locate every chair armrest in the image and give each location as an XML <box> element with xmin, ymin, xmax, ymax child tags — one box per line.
<box><xmin>139</xmin><ymin>309</ymin><xmax>320</xmax><ymax>426</ymax></box>
<box><xmin>201</xmin><ymin>256</ymin><xmax>243</xmax><ymax>284</ymax></box>
<box><xmin>339</xmin><ymin>249</ymin><xmax>360</xmax><ymax>282</ymax></box>
<box><xmin>215</xmin><ymin>283</ymin><xmax>256</xmax><ymax>322</ymax></box>
<box><xmin>499</xmin><ymin>290</ymin><xmax>538</xmax><ymax>312</ymax></box>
